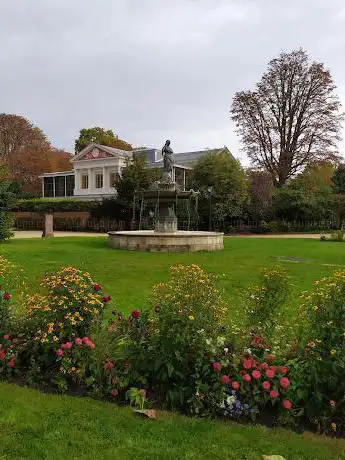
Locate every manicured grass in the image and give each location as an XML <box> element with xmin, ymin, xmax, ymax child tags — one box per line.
<box><xmin>0</xmin><ymin>382</ymin><xmax>344</xmax><ymax>460</ymax></box>
<box><xmin>1</xmin><ymin>236</ymin><xmax>345</xmax><ymax>316</ymax></box>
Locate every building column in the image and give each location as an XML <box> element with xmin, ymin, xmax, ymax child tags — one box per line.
<box><xmin>102</xmin><ymin>166</ymin><xmax>107</xmax><ymax>190</ymax></box>
<box><xmin>53</xmin><ymin>176</ymin><xmax>56</xmax><ymax>198</ymax></box>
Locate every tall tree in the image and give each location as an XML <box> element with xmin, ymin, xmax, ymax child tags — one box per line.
<box><xmin>75</xmin><ymin>127</ymin><xmax>132</xmax><ymax>154</ymax></box>
<box><xmin>191</xmin><ymin>151</ymin><xmax>248</xmax><ymax>219</ymax></box>
<box><xmin>231</xmin><ymin>49</ymin><xmax>343</xmax><ymax>187</ymax></box>
<box><xmin>116</xmin><ymin>155</ymin><xmax>161</xmax><ymax>203</ymax></box>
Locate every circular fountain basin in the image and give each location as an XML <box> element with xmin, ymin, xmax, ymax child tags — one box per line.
<box><xmin>108</xmin><ymin>230</ymin><xmax>224</xmax><ymax>252</ymax></box>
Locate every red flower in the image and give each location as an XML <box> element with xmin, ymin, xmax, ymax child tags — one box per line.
<box><xmin>2</xmin><ymin>292</ymin><xmax>11</xmax><ymax>301</ymax></box>
<box><xmin>212</xmin><ymin>362</ymin><xmax>222</xmax><ymax>373</ymax></box>
<box><xmin>131</xmin><ymin>310</ymin><xmax>140</xmax><ymax>319</ymax></box>
<box><xmin>111</xmin><ymin>389</ymin><xmax>119</xmax><ymax>397</ymax></box>
<box><xmin>260</xmin><ymin>362</ymin><xmax>269</xmax><ymax>370</ymax></box>
<box><xmin>270</xmin><ymin>389</ymin><xmax>279</xmax><ymax>399</ymax></box>
<box><xmin>252</xmin><ymin>370</ymin><xmax>261</xmax><ymax>380</ymax></box>
<box><xmin>243</xmin><ymin>358</ymin><xmax>253</xmax><ymax>370</ymax></box>
<box><xmin>279</xmin><ymin>366</ymin><xmax>289</xmax><ymax>375</ymax></box>
<box><xmin>104</xmin><ymin>360</ymin><xmax>114</xmax><ymax>371</ymax></box>
<box><xmin>155</xmin><ymin>305</ymin><xmax>161</xmax><ymax>313</ymax></box>
<box><xmin>93</xmin><ymin>283</ymin><xmax>102</xmax><ymax>291</ymax></box>
<box><xmin>75</xmin><ymin>338</ymin><xmax>82</xmax><ymax>346</ymax></box>
<box><xmin>7</xmin><ymin>358</ymin><xmax>16</xmax><ymax>368</ymax></box>
<box><xmin>265</xmin><ymin>368</ymin><xmax>275</xmax><ymax>379</ymax></box>
<box><xmin>280</xmin><ymin>377</ymin><xmax>290</xmax><ymax>389</ymax></box>
<box><xmin>102</xmin><ymin>296</ymin><xmax>111</xmax><ymax>303</ymax></box>
<box><xmin>220</xmin><ymin>375</ymin><xmax>230</xmax><ymax>385</ymax></box>
<box><xmin>262</xmin><ymin>381</ymin><xmax>271</xmax><ymax>391</ymax></box>
<box><xmin>282</xmin><ymin>399</ymin><xmax>292</xmax><ymax>410</ymax></box>
<box><xmin>61</xmin><ymin>342</ymin><xmax>73</xmax><ymax>350</ymax></box>
<box><xmin>232</xmin><ymin>381</ymin><xmax>240</xmax><ymax>391</ymax></box>
<box><xmin>0</xmin><ymin>350</ymin><xmax>6</xmax><ymax>361</ymax></box>
<box><xmin>243</xmin><ymin>373</ymin><xmax>251</xmax><ymax>382</ymax></box>
<box><xmin>56</xmin><ymin>348</ymin><xmax>63</xmax><ymax>357</ymax></box>
<box><xmin>3</xmin><ymin>334</ymin><xmax>10</xmax><ymax>340</ymax></box>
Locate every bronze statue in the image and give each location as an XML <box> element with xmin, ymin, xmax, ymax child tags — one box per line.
<box><xmin>162</xmin><ymin>140</ymin><xmax>174</xmax><ymax>179</ymax></box>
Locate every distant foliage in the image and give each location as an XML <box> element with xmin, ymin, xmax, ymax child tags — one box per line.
<box><xmin>75</xmin><ymin>127</ymin><xmax>132</xmax><ymax>154</ymax></box>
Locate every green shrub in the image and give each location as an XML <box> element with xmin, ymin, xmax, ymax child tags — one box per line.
<box><xmin>13</xmin><ymin>198</ymin><xmax>95</xmax><ymax>213</ymax></box>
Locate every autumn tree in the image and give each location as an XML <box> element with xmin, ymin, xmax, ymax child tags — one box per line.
<box><xmin>231</xmin><ymin>49</ymin><xmax>343</xmax><ymax>187</ymax></box>
<box><xmin>75</xmin><ymin>127</ymin><xmax>132</xmax><ymax>154</ymax></box>
<box><xmin>0</xmin><ymin>114</ymin><xmax>71</xmax><ymax>196</ymax></box>
<box><xmin>332</xmin><ymin>164</ymin><xmax>345</xmax><ymax>194</ymax></box>
<box><xmin>246</xmin><ymin>169</ymin><xmax>273</xmax><ymax>220</ymax></box>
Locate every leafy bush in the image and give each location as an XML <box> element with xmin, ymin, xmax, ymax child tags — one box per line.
<box><xmin>13</xmin><ymin>198</ymin><xmax>95</xmax><ymax>213</ymax></box>
<box><xmin>295</xmin><ymin>271</ymin><xmax>345</xmax><ymax>433</ymax></box>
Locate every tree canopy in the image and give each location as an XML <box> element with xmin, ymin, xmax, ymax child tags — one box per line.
<box><xmin>0</xmin><ymin>114</ymin><xmax>71</xmax><ymax>196</ymax></box>
<box><xmin>75</xmin><ymin>127</ymin><xmax>132</xmax><ymax>154</ymax></box>
<box><xmin>191</xmin><ymin>150</ymin><xmax>248</xmax><ymax>219</ymax></box>
<box><xmin>231</xmin><ymin>49</ymin><xmax>343</xmax><ymax>187</ymax></box>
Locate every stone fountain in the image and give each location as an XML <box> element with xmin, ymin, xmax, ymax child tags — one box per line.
<box><xmin>108</xmin><ymin>140</ymin><xmax>224</xmax><ymax>252</ymax></box>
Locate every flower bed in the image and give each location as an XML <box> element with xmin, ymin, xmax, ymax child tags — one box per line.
<box><xmin>0</xmin><ymin>256</ymin><xmax>344</xmax><ymax>436</ymax></box>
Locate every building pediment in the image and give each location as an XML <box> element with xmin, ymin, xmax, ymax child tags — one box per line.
<box><xmin>81</xmin><ymin>147</ymin><xmax>114</xmax><ymax>160</ymax></box>
<box><xmin>73</xmin><ymin>143</ymin><xmax>132</xmax><ymax>162</ymax></box>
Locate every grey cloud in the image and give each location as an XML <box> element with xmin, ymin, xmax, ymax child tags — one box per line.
<box><xmin>0</xmin><ymin>0</ymin><xmax>344</xmax><ymax>161</ymax></box>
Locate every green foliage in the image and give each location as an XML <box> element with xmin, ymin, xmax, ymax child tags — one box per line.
<box><xmin>191</xmin><ymin>151</ymin><xmax>248</xmax><ymax>219</ymax></box>
<box><xmin>0</xmin><ymin>181</ymin><xmax>16</xmax><ymax>241</ymax></box>
<box><xmin>116</xmin><ymin>155</ymin><xmax>161</xmax><ymax>203</ymax></box>
<box><xmin>295</xmin><ymin>271</ymin><xmax>345</xmax><ymax>432</ymax></box>
<box><xmin>246</xmin><ymin>268</ymin><xmax>290</xmax><ymax>341</ymax></box>
<box><xmin>332</xmin><ymin>163</ymin><xmax>345</xmax><ymax>193</ymax></box>
<box><xmin>13</xmin><ymin>198</ymin><xmax>95</xmax><ymax>213</ymax></box>
<box><xmin>75</xmin><ymin>127</ymin><xmax>132</xmax><ymax>154</ymax></box>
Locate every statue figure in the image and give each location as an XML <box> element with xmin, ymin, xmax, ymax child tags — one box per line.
<box><xmin>162</xmin><ymin>139</ymin><xmax>174</xmax><ymax>180</ymax></box>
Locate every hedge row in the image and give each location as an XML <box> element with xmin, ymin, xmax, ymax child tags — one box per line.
<box><xmin>12</xmin><ymin>199</ymin><xmax>98</xmax><ymax>213</ymax></box>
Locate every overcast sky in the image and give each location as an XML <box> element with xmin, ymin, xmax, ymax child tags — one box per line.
<box><xmin>1</xmin><ymin>0</ymin><xmax>345</xmax><ymax>162</ymax></box>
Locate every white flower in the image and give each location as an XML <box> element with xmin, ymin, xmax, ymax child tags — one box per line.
<box><xmin>226</xmin><ymin>396</ymin><xmax>235</xmax><ymax>405</ymax></box>
<box><xmin>224</xmin><ymin>347</ymin><xmax>229</xmax><ymax>354</ymax></box>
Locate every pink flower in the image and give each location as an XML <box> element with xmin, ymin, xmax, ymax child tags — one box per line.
<box><xmin>104</xmin><ymin>360</ymin><xmax>114</xmax><ymax>371</ymax></box>
<box><xmin>82</xmin><ymin>337</ymin><xmax>95</xmax><ymax>348</ymax></box>
<box><xmin>212</xmin><ymin>362</ymin><xmax>222</xmax><ymax>373</ymax></box>
<box><xmin>270</xmin><ymin>389</ymin><xmax>279</xmax><ymax>399</ymax></box>
<box><xmin>3</xmin><ymin>334</ymin><xmax>10</xmax><ymax>340</ymax></box>
<box><xmin>61</xmin><ymin>342</ymin><xmax>72</xmax><ymax>350</ymax></box>
<box><xmin>262</xmin><ymin>381</ymin><xmax>271</xmax><ymax>391</ymax></box>
<box><xmin>252</xmin><ymin>370</ymin><xmax>261</xmax><ymax>380</ymax></box>
<box><xmin>260</xmin><ymin>362</ymin><xmax>269</xmax><ymax>370</ymax></box>
<box><xmin>111</xmin><ymin>389</ymin><xmax>119</xmax><ymax>397</ymax></box>
<box><xmin>82</xmin><ymin>337</ymin><xmax>89</xmax><ymax>344</ymax></box>
<box><xmin>56</xmin><ymin>348</ymin><xmax>63</xmax><ymax>357</ymax></box>
<box><xmin>131</xmin><ymin>310</ymin><xmax>140</xmax><ymax>319</ymax></box>
<box><xmin>220</xmin><ymin>375</ymin><xmax>230</xmax><ymax>385</ymax></box>
<box><xmin>243</xmin><ymin>359</ymin><xmax>252</xmax><ymax>370</ymax></box>
<box><xmin>265</xmin><ymin>368</ymin><xmax>275</xmax><ymax>379</ymax></box>
<box><xmin>232</xmin><ymin>381</ymin><xmax>240</xmax><ymax>391</ymax></box>
<box><xmin>102</xmin><ymin>296</ymin><xmax>111</xmax><ymax>303</ymax></box>
<box><xmin>330</xmin><ymin>400</ymin><xmax>336</xmax><ymax>408</ymax></box>
<box><xmin>139</xmin><ymin>389</ymin><xmax>146</xmax><ymax>397</ymax></box>
<box><xmin>279</xmin><ymin>366</ymin><xmax>289</xmax><ymax>375</ymax></box>
<box><xmin>74</xmin><ymin>338</ymin><xmax>82</xmax><ymax>346</ymax></box>
<box><xmin>280</xmin><ymin>377</ymin><xmax>290</xmax><ymax>389</ymax></box>
<box><xmin>282</xmin><ymin>399</ymin><xmax>292</xmax><ymax>410</ymax></box>
<box><xmin>243</xmin><ymin>373</ymin><xmax>251</xmax><ymax>383</ymax></box>
<box><xmin>93</xmin><ymin>283</ymin><xmax>102</xmax><ymax>292</ymax></box>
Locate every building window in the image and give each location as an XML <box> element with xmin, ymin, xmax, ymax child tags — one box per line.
<box><xmin>81</xmin><ymin>174</ymin><xmax>89</xmax><ymax>189</ymax></box>
<box><xmin>55</xmin><ymin>176</ymin><xmax>66</xmax><ymax>197</ymax></box>
<box><xmin>43</xmin><ymin>177</ymin><xmax>54</xmax><ymax>197</ymax></box>
<box><xmin>66</xmin><ymin>176</ymin><xmax>75</xmax><ymax>196</ymax></box>
<box><xmin>109</xmin><ymin>172</ymin><xmax>119</xmax><ymax>187</ymax></box>
<box><xmin>95</xmin><ymin>172</ymin><xmax>103</xmax><ymax>189</ymax></box>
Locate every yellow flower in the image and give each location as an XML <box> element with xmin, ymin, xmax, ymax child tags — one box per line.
<box><xmin>331</xmin><ymin>422</ymin><xmax>337</xmax><ymax>431</ymax></box>
<box><xmin>312</xmin><ymin>305</ymin><xmax>318</xmax><ymax>311</ymax></box>
<box><xmin>188</xmin><ymin>315</ymin><xmax>195</xmax><ymax>321</ymax></box>
<box><xmin>331</xmin><ymin>349</ymin><xmax>337</xmax><ymax>356</ymax></box>
<box><xmin>53</xmin><ymin>335</ymin><xmax>59</xmax><ymax>342</ymax></box>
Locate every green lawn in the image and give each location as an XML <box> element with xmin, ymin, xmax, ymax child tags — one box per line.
<box><xmin>0</xmin><ymin>382</ymin><xmax>344</xmax><ymax>460</ymax></box>
<box><xmin>1</xmin><ymin>237</ymin><xmax>345</xmax><ymax>458</ymax></box>
<box><xmin>1</xmin><ymin>236</ymin><xmax>345</xmax><ymax>316</ymax></box>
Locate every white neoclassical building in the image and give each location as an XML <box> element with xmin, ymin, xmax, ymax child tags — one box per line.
<box><xmin>41</xmin><ymin>143</ymin><xmax>230</xmax><ymax>200</ymax></box>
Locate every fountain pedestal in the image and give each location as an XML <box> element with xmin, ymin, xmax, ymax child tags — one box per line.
<box><xmin>107</xmin><ymin>178</ymin><xmax>224</xmax><ymax>252</ymax></box>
